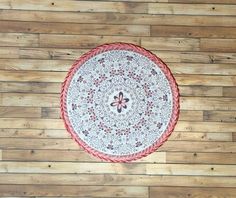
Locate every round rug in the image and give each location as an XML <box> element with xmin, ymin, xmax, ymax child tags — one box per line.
<box><xmin>60</xmin><ymin>43</ymin><xmax>179</xmax><ymax>162</ymax></box>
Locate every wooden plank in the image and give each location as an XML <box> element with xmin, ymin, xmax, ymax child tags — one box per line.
<box><xmin>179</xmin><ymin>86</ymin><xmax>223</xmax><ymax>97</ymax></box>
<box><xmin>150</xmin><ymin>187</ymin><xmax>236</xmax><ymax>198</ymax></box>
<box><xmin>0</xmin><ymin>185</ymin><xmax>148</xmax><ymax>197</ymax></box>
<box><xmin>0</xmin><ymin>174</ymin><xmax>235</xmax><ymax>187</ymax></box>
<box><xmin>175</xmin><ymin>121</ymin><xmax>236</xmax><ymax>132</ymax></box>
<box><xmin>223</xmin><ymin>87</ymin><xmax>236</xmax><ymax>97</ymax></box>
<box><xmin>146</xmin><ymin>164</ymin><xmax>236</xmax><ymax>176</ymax></box>
<box><xmin>180</xmin><ymin>97</ymin><xmax>236</xmax><ymax>110</ymax></box>
<box><xmin>41</xmin><ymin>107</ymin><xmax>60</xmax><ymax>119</ymax></box>
<box><xmin>148</xmin><ymin>3</ymin><xmax>236</xmax><ymax>15</ymax></box>
<box><xmin>0</xmin><ymin>138</ymin><xmax>235</xmax><ymax>152</ymax></box>
<box><xmin>110</xmin><ymin>0</ymin><xmax>168</xmax><ymax>1</ymax></box>
<box><xmin>0</xmin><ymin>162</ymin><xmax>146</xmax><ymax>174</ymax></box>
<box><xmin>19</xmin><ymin>47</ymin><xmax>88</xmax><ymax>60</ymax></box>
<box><xmin>175</xmin><ymin>75</ymin><xmax>236</xmax><ymax>86</ymax></box>
<box><xmin>233</xmin><ymin>133</ymin><xmax>236</xmax><ymax>141</ymax></box>
<box><xmin>0</xmin><ymin>138</ymin><xmax>78</xmax><ymax>150</ymax></box>
<box><xmin>169</xmin><ymin>132</ymin><xmax>232</xmax><ymax>141</ymax></box>
<box><xmin>200</xmin><ymin>39</ymin><xmax>236</xmax><ymax>52</ymax></box>
<box><xmin>0</xmin><ymin>118</ymin><xmax>64</xmax><ymax>129</ymax></box>
<box><xmin>0</xmin><ymin>47</ymin><xmax>19</xmax><ymax>58</ymax></box>
<box><xmin>0</xmin><ymin>129</ymin><xmax>69</xmax><ymax>138</ymax></box>
<box><xmin>0</xmin><ymin>82</ymin><xmax>60</xmax><ymax>93</ymax></box>
<box><xmin>179</xmin><ymin>110</ymin><xmax>203</xmax><ymax>121</ymax></box>
<box><xmin>1</xmin><ymin>10</ymin><xmax>236</xmax><ymax>27</ymax></box>
<box><xmin>0</xmin><ymin>107</ymin><xmax>41</xmax><ymax>118</ymax></box>
<box><xmin>0</xmin><ymin>59</ymin><xmax>72</xmax><ymax>71</ymax></box>
<box><xmin>0</xmin><ymin>162</ymin><xmax>236</xmax><ymax>176</ymax></box>
<box><xmin>168</xmin><ymin>63</ymin><xmax>236</xmax><ymax>75</ymax></box>
<box><xmin>203</xmin><ymin>110</ymin><xmax>236</xmax><ymax>122</ymax></box>
<box><xmin>0</xmin><ymin>33</ymin><xmax>38</xmax><ymax>47</ymax></box>
<box><xmin>0</xmin><ymin>21</ymin><xmax>150</xmax><ymax>36</ymax></box>
<box><xmin>161</xmin><ymin>141</ymin><xmax>236</xmax><ymax>152</ymax></box>
<box><xmin>0</xmin><ymin>71</ymin><xmax>66</xmax><ymax>82</ymax></box>
<box><xmin>141</xmin><ymin>37</ymin><xmax>199</xmax><ymax>51</ymax></box>
<box><xmin>2</xmin><ymin>149</ymin><xmax>98</xmax><ymax>162</ymax></box>
<box><xmin>151</xmin><ymin>26</ymin><xmax>236</xmax><ymax>38</ymax></box>
<box><xmin>39</xmin><ymin>34</ymin><xmax>140</xmax><ymax>48</ymax></box>
<box><xmin>1</xmin><ymin>93</ymin><xmax>60</xmax><ymax>107</ymax></box>
<box><xmin>2</xmin><ymin>149</ymin><xmax>166</xmax><ymax>163</ymax></box>
<box><xmin>166</xmin><ymin>152</ymin><xmax>236</xmax><ymax>164</ymax></box>
<box><xmin>155</xmin><ymin>51</ymin><xmax>236</xmax><ymax>64</ymax></box>
<box><xmin>169</xmin><ymin>0</ymin><xmax>236</xmax><ymax>4</ymax></box>
<box><xmin>0</xmin><ymin>0</ymin><xmax>148</xmax><ymax>13</ymax></box>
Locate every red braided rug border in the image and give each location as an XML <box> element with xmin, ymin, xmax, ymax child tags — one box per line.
<box><xmin>60</xmin><ymin>42</ymin><xmax>180</xmax><ymax>162</ymax></box>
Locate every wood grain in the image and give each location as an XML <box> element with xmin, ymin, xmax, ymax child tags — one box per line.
<box><xmin>168</xmin><ymin>63</ymin><xmax>236</xmax><ymax>75</ymax></box>
<box><xmin>141</xmin><ymin>37</ymin><xmax>200</xmax><ymax>51</ymax></box>
<box><xmin>151</xmin><ymin>25</ymin><xmax>236</xmax><ymax>38</ymax></box>
<box><xmin>223</xmin><ymin>87</ymin><xmax>236</xmax><ymax>97</ymax></box>
<box><xmin>0</xmin><ymin>0</ymin><xmax>148</xmax><ymax>13</ymax></box>
<box><xmin>200</xmin><ymin>38</ymin><xmax>236</xmax><ymax>52</ymax></box>
<box><xmin>148</xmin><ymin>3</ymin><xmax>236</xmax><ymax>15</ymax></box>
<box><xmin>0</xmin><ymin>185</ymin><xmax>148</xmax><ymax>197</ymax></box>
<box><xmin>0</xmin><ymin>82</ymin><xmax>60</xmax><ymax>93</ymax></box>
<box><xmin>166</xmin><ymin>152</ymin><xmax>236</xmax><ymax>164</ymax></box>
<box><xmin>0</xmin><ymin>162</ymin><xmax>235</xmax><ymax>176</ymax></box>
<box><xmin>2</xmin><ymin>149</ymin><xmax>166</xmax><ymax>163</ymax></box>
<box><xmin>203</xmin><ymin>110</ymin><xmax>236</xmax><ymax>122</ymax></box>
<box><xmin>150</xmin><ymin>187</ymin><xmax>236</xmax><ymax>198</ymax></box>
<box><xmin>0</xmin><ymin>107</ymin><xmax>41</xmax><ymax>118</ymax></box>
<box><xmin>0</xmin><ymin>174</ymin><xmax>235</xmax><ymax>187</ymax></box>
<box><xmin>0</xmin><ymin>59</ymin><xmax>72</xmax><ymax>71</ymax></box>
<box><xmin>0</xmin><ymin>129</ymin><xmax>68</xmax><ymax>138</ymax></box>
<box><xmin>0</xmin><ymin>1</ymin><xmax>235</xmax><ymax>197</ymax></box>
<box><xmin>1</xmin><ymin>10</ymin><xmax>236</xmax><ymax>26</ymax></box>
<box><xmin>0</xmin><ymin>21</ymin><xmax>150</xmax><ymax>36</ymax></box>
<box><xmin>0</xmin><ymin>33</ymin><xmax>38</xmax><ymax>47</ymax></box>
<box><xmin>40</xmin><ymin>34</ymin><xmax>140</xmax><ymax>48</ymax></box>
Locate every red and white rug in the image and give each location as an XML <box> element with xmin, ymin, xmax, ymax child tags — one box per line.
<box><xmin>61</xmin><ymin>43</ymin><xmax>179</xmax><ymax>162</ymax></box>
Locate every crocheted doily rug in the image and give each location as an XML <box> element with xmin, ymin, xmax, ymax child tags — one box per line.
<box><xmin>61</xmin><ymin>43</ymin><xmax>179</xmax><ymax>162</ymax></box>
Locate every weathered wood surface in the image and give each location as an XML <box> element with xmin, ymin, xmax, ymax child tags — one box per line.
<box><xmin>0</xmin><ymin>1</ymin><xmax>235</xmax><ymax>197</ymax></box>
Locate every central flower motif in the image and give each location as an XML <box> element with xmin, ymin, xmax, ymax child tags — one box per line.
<box><xmin>110</xmin><ymin>92</ymin><xmax>129</xmax><ymax>113</ymax></box>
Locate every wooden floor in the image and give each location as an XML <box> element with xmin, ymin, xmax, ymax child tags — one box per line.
<box><xmin>0</xmin><ymin>0</ymin><xmax>236</xmax><ymax>197</ymax></box>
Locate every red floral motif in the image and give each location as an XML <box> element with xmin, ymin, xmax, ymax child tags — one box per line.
<box><xmin>142</xmin><ymin>83</ymin><xmax>153</xmax><ymax>97</ymax></box>
<box><xmin>115</xmin><ymin>128</ymin><xmax>131</xmax><ymax>136</ymax></box>
<box><xmin>87</xmin><ymin>89</ymin><xmax>95</xmax><ymax>104</ymax></box>
<box><xmin>93</xmin><ymin>74</ymin><xmax>107</xmax><ymax>87</ymax></box>
<box><xmin>128</xmin><ymin>71</ymin><xmax>141</xmax><ymax>83</ymax></box>
<box><xmin>98</xmin><ymin>122</ymin><xmax>112</xmax><ymax>134</ymax></box>
<box><xmin>110</xmin><ymin>92</ymin><xmax>129</xmax><ymax>113</ymax></box>
<box><xmin>88</xmin><ymin>107</ymin><xmax>96</xmax><ymax>121</ymax></box>
<box><xmin>145</xmin><ymin>101</ymin><xmax>154</xmax><ymax>116</ymax></box>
